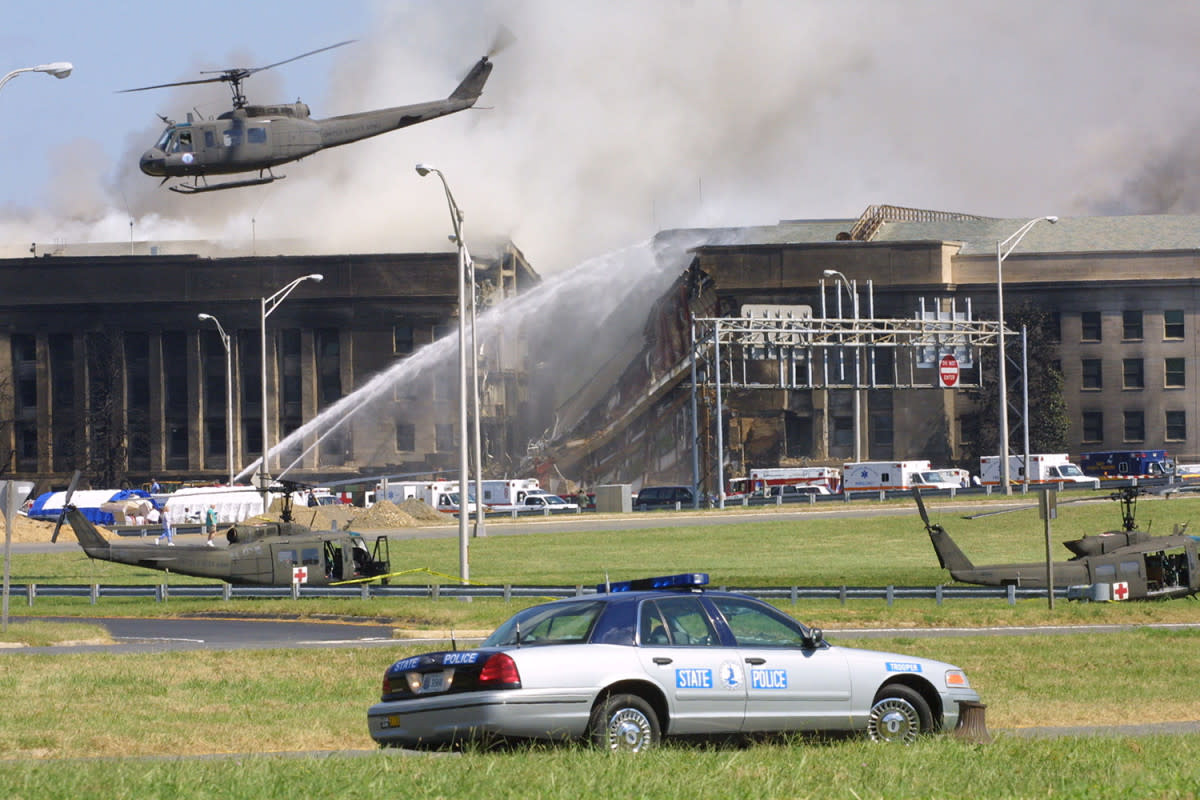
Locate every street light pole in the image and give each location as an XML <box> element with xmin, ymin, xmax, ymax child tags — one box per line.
<box><xmin>197</xmin><ymin>313</ymin><xmax>234</xmax><ymax>485</ymax></box>
<box><xmin>996</xmin><ymin>216</ymin><xmax>1057</xmax><ymax>495</ymax></box>
<box><xmin>259</xmin><ymin>274</ymin><xmax>324</xmax><ymax>512</ymax></box>
<box><xmin>0</xmin><ymin>62</ymin><xmax>73</xmax><ymax>93</ymax></box>
<box><xmin>823</xmin><ymin>270</ymin><xmax>862</xmax><ymax>463</ymax></box>
<box><xmin>416</xmin><ymin>163</ymin><xmax>482</xmax><ymax>582</ymax></box>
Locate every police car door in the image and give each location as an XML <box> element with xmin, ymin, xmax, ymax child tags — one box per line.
<box><xmin>636</xmin><ymin>596</ymin><xmax>745</xmax><ymax>734</ymax></box>
<box><xmin>707</xmin><ymin>596</ymin><xmax>851</xmax><ymax>732</ymax></box>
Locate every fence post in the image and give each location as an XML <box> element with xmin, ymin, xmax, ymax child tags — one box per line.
<box><xmin>1007</xmin><ymin>585</ymin><xmax>1016</xmax><ymax>605</ymax></box>
<box><xmin>361</xmin><ymin>584</ymin><xmax>370</xmax><ymax>601</ymax></box>
<box><xmin>936</xmin><ymin>584</ymin><xmax>944</xmax><ymax>606</ymax></box>
<box><xmin>886</xmin><ymin>585</ymin><xmax>895</xmax><ymax>606</ymax></box>
<box><xmin>90</xmin><ymin>585</ymin><xmax>99</xmax><ymax>605</ymax></box>
<box><xmin>503</xmin><ymin>584</ymin><xmax>512</xmax><ymax>602</ymax></box>
<box><xmin>790</xmin><ymin>586</ymin><xmax>798</xmax><ymax>605</ymax></box>
<box><xmin>26</xmin><ymin>583</ymin><xmax>35</xmax><ymax>607</ymax></box>
<box><xmin>431</xmin><ymin>584</ymin><xmax>440</xmax><ymax>601</ymax></box>
<box><xmin>839</xmin><ymin>585</ymin><xmax>847</xmax><ymax>606</ymax></box>
<box><xmin>223</xmin><ymin>583</ymin><xmax>232</xmax><ymax>602</ymax></box>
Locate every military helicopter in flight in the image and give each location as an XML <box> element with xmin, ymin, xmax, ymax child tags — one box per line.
<box><xmin>57</xmin><ymin>478</ymin><xmax>394</xmax><ymax>587</ymax></box>
<box><xmin>121</xmin><ymin>39</ymin><xmax>499</xmax><ymax>193</ymax></box>
<box><xmin>914</xmin><ymin>487</ymin><xmax>1200</xmax><ymax>600</ymax></box>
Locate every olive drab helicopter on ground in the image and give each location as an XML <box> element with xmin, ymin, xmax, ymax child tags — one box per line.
<box><xmin>121</xmin><ymin>37</ymin><xmax>503</xmax><ymax>193</ymax></box>
<box><xmin>914</xmin><ymin>487</ymin><xmax>1200</xmax><ymax>600</ymax></box>
<box><xmin>56</xmin><ymin>475</ymin><xmax>394</xmax><ymax>587</ymax></box>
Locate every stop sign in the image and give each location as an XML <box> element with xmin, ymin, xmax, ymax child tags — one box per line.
<box><xmin>938</xmin><ymin>354</ymin><xmax>960</xmax><ymax>388</ymax></box>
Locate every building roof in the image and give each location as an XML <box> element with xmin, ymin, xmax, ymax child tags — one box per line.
<box><xmin>692</xmin><ymin>208</ymin><xmax>1200</xmax><ymax>257</ymax></box>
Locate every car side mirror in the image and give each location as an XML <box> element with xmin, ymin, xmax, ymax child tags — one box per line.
<box><xmin>805</xmin><ymin>628</ymin><xmax>825</xmax><ymax>648</ymax></box>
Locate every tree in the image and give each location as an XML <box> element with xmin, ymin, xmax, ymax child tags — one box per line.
<box><xmin>964</xmin><ymin>303</ymin><xmax>1069</xmax><ymax>465</ymax></box>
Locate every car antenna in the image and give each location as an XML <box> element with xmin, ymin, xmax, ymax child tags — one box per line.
<box><xmin>515</xmin><ymin>619</ymin><xmax>522</xmax><ymax>647</ymax></box>
<box><xmin>450</xmin><ymin>625</ymin><xmax>457</xmax><ymax>652</ymax></box>
<box><xmin>604</xmin><ymin>570</ymin><xmax>611</xmax><ymax>593</ymax></box>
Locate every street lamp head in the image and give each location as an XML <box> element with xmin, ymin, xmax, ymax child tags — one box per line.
<box><xmin>1045</xmin><ymin>216</ymin><xmax>1059</xmax><ymax>224</ymax></box>
<box><xmin>822</xmin><ymin>269</ymin><xmax>838</xmax><ymax>277</ymax></box>
<box><xmin>415</xmin><ymin>163</ymin><xmax>435</xmax><ymax>177</ymax></box>
<box><xmin>36</xmin><ymin>62</ymin><xmax>73</xmax><ymax>79</ymax></box>
<box><xmin>307</xmin><ymin>273</ymin><xmax>324</xmax><ymax>283</ymax></box>
<box><xmin>197</xmin><ymin>313</ymin><xmax>212</xmax><ymax>321</ymax></box>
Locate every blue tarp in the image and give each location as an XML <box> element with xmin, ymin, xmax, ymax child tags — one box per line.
<box><xmin>28</xmin><ymin>488</ymin><xmax>154</xmax><ymax>525</ymax></box>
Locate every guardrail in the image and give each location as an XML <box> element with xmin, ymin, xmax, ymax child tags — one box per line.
<box><xmin>9</xmin><ymin>582</ymin><xmax>1061</xmax><ymax>606</ymax></box>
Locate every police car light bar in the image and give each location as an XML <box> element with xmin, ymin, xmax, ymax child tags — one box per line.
<box><xmin>599</xmin><ymin>573</ymin><xmax>710</xmax><ymax>593</ymax></box>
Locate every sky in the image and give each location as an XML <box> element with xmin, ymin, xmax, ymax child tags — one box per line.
<box><xmin>4</xmin><ymin>0</ymin><xmax>1200</xmax><ymax>272</ymax></box>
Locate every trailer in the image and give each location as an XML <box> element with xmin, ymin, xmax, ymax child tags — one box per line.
<box><xmin>727</xmin><ymin>466</ymin><xmax>842</xmax><ymax>497</ymax></box>
<box><xmin>980</xmin><ymin>454</ymin><xmax>1099</xmax><ymax>488</ymax></box>
<box><xmin>1078</xmin><ymin>450</ymin><xmax>1174</xmax><ymax>480</ymax></box>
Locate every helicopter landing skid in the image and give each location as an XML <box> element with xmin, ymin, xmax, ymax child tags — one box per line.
<box><xmin>170</xmin><ymin>173</ymin><xmax>285</xmax><ymax>194</ymax></box>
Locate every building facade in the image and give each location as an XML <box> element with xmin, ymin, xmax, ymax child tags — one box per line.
<box><xmin>0</xmin><ymin>245</ymin><xmax>539</xmax><ymax>490</ymax></box>
<box><xmin>547</xmin><ymin>209</ymin><xmax>1200</xmax><ymax>492</ymax></box>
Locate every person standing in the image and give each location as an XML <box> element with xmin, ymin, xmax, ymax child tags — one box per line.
<box><xmin>204</xmin><ymin>504</ymin><xmax>219</xmax><ymax>547</ymax></box>
<box><xmin>156</xmin><ymin>504</ymin><xmax>174</xmax><ymax>546</ymax></box>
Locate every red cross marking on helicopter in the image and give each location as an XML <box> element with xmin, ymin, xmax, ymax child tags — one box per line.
<box><xmin>1112</xmin><ymin>582</ymin><xmax>1129</xmax><ymax>601</ymax></box>
<box><xmin>293</xmin><ymin>566</ymin><xmax>308</xmax><ymax>584</ymax></box>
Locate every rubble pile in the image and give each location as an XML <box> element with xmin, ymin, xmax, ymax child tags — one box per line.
<box><xmin>348</xmin><ymin>500</ymin><xmax>419</xmax><ymax>529</ymax></box>
<box><xmin>0</xmin><ymin>511</ymin><xmax>57</xmax><ymax>544</ymax></box>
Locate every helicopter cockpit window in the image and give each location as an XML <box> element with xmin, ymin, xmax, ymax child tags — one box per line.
<box><xmin>170</xmin><ymin>131</ymin><xmax>193</xmax><ymax>153</ymax></box>
<box><xmin>223</xmin><ymin>129</ymin><xmax>242</xmax><ymax>147</ymax></box>
<box><xmin>155</xmin><ymin>128</ymin><xmax>173</xmax><ymax>151</ymax></box>
<box><xmin>248</xmin><ymin>127</ymin><xmax>267</xmax><ymax>144</ymax></box>
<box><xmin>204</xmin><ymin>131</ymin><xmax>216</xmax><ymax>148</ymax></box>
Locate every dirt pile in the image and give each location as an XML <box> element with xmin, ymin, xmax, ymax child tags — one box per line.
<box><xmin>0</xmin><ymin>512</ymin><xmax>58</xmax><ymax>544</ymax></box>
<box><xmin>349</xmin><ymin>500</ymin><xmax>418</xmax><ymax>529</ymax></box>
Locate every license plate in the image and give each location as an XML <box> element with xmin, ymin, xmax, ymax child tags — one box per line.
<box><xmin>421</xmin><ymin>671</ymin><xmax>447</xmax><ymax>693</ymax></box>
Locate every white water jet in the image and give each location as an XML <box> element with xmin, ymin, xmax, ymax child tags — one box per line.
<box><xmin>236</xmin><ymin>230</ymin><xmax>715</xmax><ymax>484</ymax></box>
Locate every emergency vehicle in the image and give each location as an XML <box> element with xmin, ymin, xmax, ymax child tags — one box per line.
<box><xmin>979</xmin><ymin>454</ymin><xmax>1099</xmax><ymax>488</ymax></box>
<box><xmin>727</xmin><ymin>466</ymin><xmax>842</xmax><ymax>497</ymax></box>
<box><xmin>842</xmin><ymin>461</ymin><xmax>959</xmax><ymax>492</ymax></box>
<box><xmin>373</xmin><ymin>480</ymin><xmax>481</xmax><ymax>513</ymax></box>
<box><xmin>1078</xmin><ymin>450</ymin><xmax>1174</xmax><ymax>481</ymax></box>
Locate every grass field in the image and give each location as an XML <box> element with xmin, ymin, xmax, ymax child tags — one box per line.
<box><xmin>4</xmin><ymin>495</ymin><xmax>1200</xmax><ymax>798</ymax></box>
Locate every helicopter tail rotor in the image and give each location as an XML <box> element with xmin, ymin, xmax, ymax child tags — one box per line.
<box><xmin>487</xmin><ymin>25</ymin><xmax>517</xmax><ymax>59</ymax></box>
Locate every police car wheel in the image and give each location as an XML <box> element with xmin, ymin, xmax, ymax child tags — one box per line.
<box><xmin>589</xmin><ymin>693</ymin><xmax>660</xmax><ymax>752</ymax></box>
<box><xmin>866</xmin><ymin>685</ymin><xmax>931</xmax><ymax>744</ymax></box>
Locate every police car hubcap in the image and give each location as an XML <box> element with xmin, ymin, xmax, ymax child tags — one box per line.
<box><xmin>609</xmin><ymin>709</ymin><xmax>651</xmax><ymax>751</ymax></box>
<box><xmin>867</xmin><ymin>698</ymin><xmax>919</xmax><ymax>743</ymax></box>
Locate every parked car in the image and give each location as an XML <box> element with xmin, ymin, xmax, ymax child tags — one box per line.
<box><xmin>634</xmin><ymin>486</ymin><xmax>696</xmax><ymax>510</ymax></box>
<box><xmin>766</xmin><ymin>484</ymin><xmax>831</xmax><ymax>498</ymax></box>
<box><xmin>367</xmin><ymin>573</ymin><xmax>980</xmax><ymax>751</ymax></box>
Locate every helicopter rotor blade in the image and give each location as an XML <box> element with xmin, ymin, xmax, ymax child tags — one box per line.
<box><xmin>118</xmin><ymin>75</ymin><xmax>232</xmax><ymax>94</ymax></box>
<box><xmin>241</xmin><ymin>39</ymin><xmax>356</xmax><ymax>77</ymax></box>
<box><xmin>118</xmin><ymin>40</ymin><xmax>355</xmax><ymax>96</ymax></box>
<box><xmin>51</xmin><ymin>470</ymin><xmax>82</xmax><ymax>543</ymax></box>
<box><xmin>487</xmin><ymin>25</ymin><xmax>517</xmax><ymax>58</ymax></box>
<box><xmin>911</xmin><ymin>488</ymin><xmax>931</xmax><ymax>529</ymax></box>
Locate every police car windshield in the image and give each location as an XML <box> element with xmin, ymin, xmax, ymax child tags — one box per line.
<box><xmin>483</xmin><ymin>600</ymin><xmax>605</xmax><ymax>647</ymax></box>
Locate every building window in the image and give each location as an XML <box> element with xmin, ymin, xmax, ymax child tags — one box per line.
<box><xmin>395</xmin><ymin>422</ymin><xmax>415</xmax><ymax>452</ymax></box>
<box><xmin>1082</xmin><ymin>411</ymin><xmax>1103</xmax><ymax>442</ymax></box>
<box><xmin>393</xmin><ymin>325</ymin><xmax>415</xmax><ymax>356</ymax></box>
<box><xmin>832</xmin><ymin>416</ymin><xmax>854</xmax><ymax>448</ymax></box>
<box><xmin>1081</xmin><ymin>358</ymin><xmax>1102</xmax><ymax>390</ymax></box>
<box><xmin>1048</xmin><ymin>311</ymin><xmax>1062</xmax><ymax>343</ymax></box>
<box><xmin>1080</xmin><ymin>311</ymin><xmax>1102</xmax><ymax>341</ymax></box>
<box><xmin>1165</xmin><ymin>357</ymin><xmax>1186</xmax><ymax>388</ymax></box>
<box><xmin>435</xmin><ymin>423</ymin><xmax>455</xmax><ymax>452</ymax></box>
<box><xmin>1123</xmin><ymin>410</ymin><xmax>1144</xmax><ymax>442</ymax></box>
<box><xmin>1166</xmin><ymin>411</ymin><xmax>1187</xmax><ymax>441</ymax></box>
<box><xmin>1164</xmin><ymin>310</ymin><xmax>1185</xmax><ymax>339</ymax></box>
<box><xmin>1122</xmin><ymin>310</ymin><xmax>1143</xmax><ymax>340</ymax></box>
<box><xmin>869</xmin><ymin>413</ymin><xmax>893</xmax><ymax>448</ymax></box>
<box><xmin>1122</xmin><ymin>358</ymin><xmax>1144</xmax><ymax>389</ymax></box>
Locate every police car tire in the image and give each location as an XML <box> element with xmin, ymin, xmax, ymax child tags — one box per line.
<box><xmin>866</xmin><ymin>685</ymin><xmax>932</xmax><ymax>744</ymax></box>
<box><xmin>588</xmin><ymin>693</ymin><xmax>660</xmax><ymax>752</ymax></box>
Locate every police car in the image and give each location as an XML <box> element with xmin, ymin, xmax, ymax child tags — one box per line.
<box><xmin>367</xmin><ymin>574</ymin><xmax>980</xmax><ymax>751</ymax></box>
